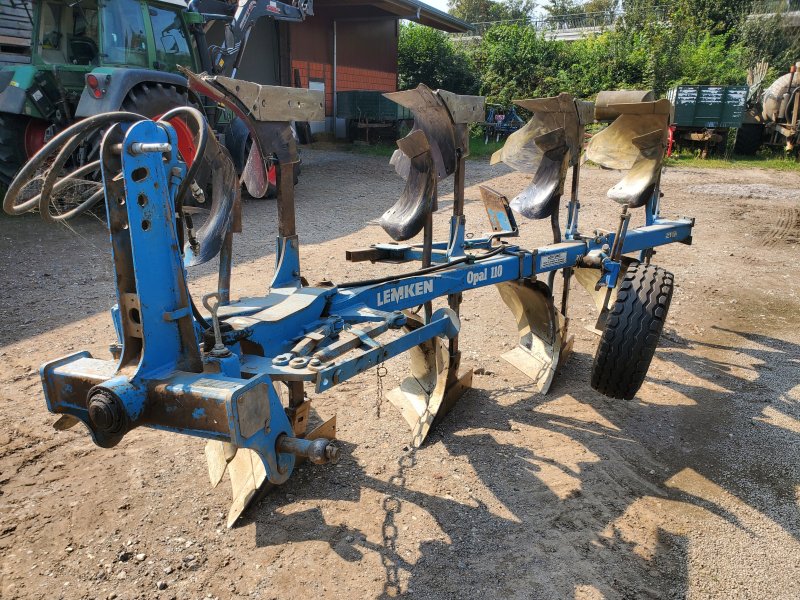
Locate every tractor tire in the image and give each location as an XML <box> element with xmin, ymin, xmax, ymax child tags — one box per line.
<box><xmin>121</xmin><ymin>82</ymin><xmax>210</xmax><ymax>203</ymax></box>
<box><xmin>121</xmin><ymin>81</ymin><xmax>193</xmax><ymax>119</ymax></box>
<box><xmin>0</xmin><ymin>113</ymin><xmax>36</xmax><ymax>201</ymax></box>
<box><xmin>590</xmin><ymin>263</ymin><xmax>674</xmax><ymax>400</ymax></box>
<box><xmin>733</xmin><ymin>123</ymin><xmax>764</xmax><ymax>156</ymax></box>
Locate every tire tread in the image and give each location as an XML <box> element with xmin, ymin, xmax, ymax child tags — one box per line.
<box><xmin>590</xmin><ymin>263</ymin><xmax>674</xmax><ymax>399</ymax></box>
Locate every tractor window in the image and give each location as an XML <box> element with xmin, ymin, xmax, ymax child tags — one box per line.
<box><xmin>38</xmin><ymin>1</ymin><xmax>99</xmax><ymax>65</ymax></box>
<box><xmin>100</xmin><ymin>0</ymin><xmax>149</xmax><ymax>67</ymax></box>
<box><xmin>148</xmin><ymin>6</ymin><xmax>192</xmax><ymax>72</ymax></box>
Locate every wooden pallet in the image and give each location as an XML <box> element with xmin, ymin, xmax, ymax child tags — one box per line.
<box><xmin>0</xmin><ymin>0</ymin><xmax>32</xmax><ymax>65</ymax></box>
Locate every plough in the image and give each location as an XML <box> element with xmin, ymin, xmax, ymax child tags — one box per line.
<box><xmin>3</xmin><ymin>74</ymin><xmax>693</xmax><ymax>526</ymax></box>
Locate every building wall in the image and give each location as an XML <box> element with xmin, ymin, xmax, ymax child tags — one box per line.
<box><xmin>290</xmin><ymin>7</ymin><xmax>398</xmax><ymax>118</ymax></box>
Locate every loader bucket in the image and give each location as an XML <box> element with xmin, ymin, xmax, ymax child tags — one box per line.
<box><xmin>384</xmin><ymin>84</ymin><xmax>483</xmax><ymax>180</ymax></box>
<box><xmin>491</xmin><ymin>94</ymin><xmax>591</xmax><ymax>219</ymax></box>
<box><xmin>387</xmin><ymin>310</ymin><xmax>472</xmax><ymax>447</ymax></box>
<box><xmin>378</xmin><ymin>129</ymin><xmax>437</xmax><ymax>241</ymax></box>
<box><xmin>585</xmin><ymin>98</ymin><xmax>671</xmax><ymax>208</ymax></box>
<box><xmin>497</xmin><ymin>279</ymin><xmax>570</xmax><ymax>392</ymax></box>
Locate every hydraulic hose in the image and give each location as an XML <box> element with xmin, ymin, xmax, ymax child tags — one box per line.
<box><xmin>2</xmin><ymin>108</ymin><xmax>213</xmax><ymax>332</ymax></box>
<box><xmin>337</xmin><ymin>244</ymin><xmax>508</xmax><ymax>289</ymax></box>
<box><xmin>3</xmin><ymin>111</ymin><xmax>146</xmax><ymax>217</ymax></box>
<box><xmin>157</xmin><ymin>106</ymin><xmax>208</xmax><ymax>208</ymax></box>
<box><xmin>3</xmin><ymin>107</ymin><xmax>209</xmax><ymax>220</ymax></box>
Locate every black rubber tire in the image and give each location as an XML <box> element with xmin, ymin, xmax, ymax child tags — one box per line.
<box><xmin>121</xmin><ymin>82</ymin><xmax>211</xmax><ymax>203</ymax></box>
<box><xmin>591</xmin><ymin>263</ymin><xmax>674</xmax><ymax>399</ymax></box>
<box><xmin>120</xmin><ymin>81</ymin><xmax>192</xmax><ymax>118</ymax></box>
<box><xmin>733</xmin><ymin>123</ymin><xmax>764</xmax><ymax>156</ymax></box>
<box><xmin>0</xmin><ymin>113</ymin><xmax>31</xmax><ymax>192</ymax></box>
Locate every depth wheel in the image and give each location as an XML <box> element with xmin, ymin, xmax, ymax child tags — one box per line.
<box><xmin>591</xmin><ymin>263</ymin><xmax>674</xmax><ymax>399</ymax></box>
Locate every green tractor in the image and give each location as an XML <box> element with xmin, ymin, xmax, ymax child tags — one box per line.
<box><xmin>0</xmin><ymin>0</ymin><xmax>311</xmax><ymax>197</ymax></box>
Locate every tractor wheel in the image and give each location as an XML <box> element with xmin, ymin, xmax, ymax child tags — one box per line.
<box><xmin>122</xmin><ymin>82</ymin><xmax>210</xmax><ymax>203</ymax></box>
<box><xmin>0</xmin><ymin>113</ymin><xmax>29</xmax><ymax>189</ymax></box>
<box><xmin>121</xmin><ymin>82</ymin><xmax>203</xmax><ymax>166</ymax></box>
<box><xmin>121</xmin><ymin>81</ymin><xmax>193</xmax><ymax>119</ymax></box>
<box><xmin>590</xmin><ymin>263</ymin><xmax>674</xmax><ymax>400</ymax></box>
<box><xmin>0</xmin><ymin>113</ymin><xmax>50</xmax><ymax>198</ymax></box>
<box><xmin>733</xmin><ymin>124</ymin><xmax>764</xmax><ymax>156</ymax></box>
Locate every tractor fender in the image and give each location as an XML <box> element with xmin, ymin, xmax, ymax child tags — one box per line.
<box><xmin>75</xmin><ymin>68</ymin><xmax>190</xmax><ymax>118</ymax></box>
<box><xmin>0</xmin><ymin>66</ymin><xmax>37</xmax><ymax>115</ymax></box>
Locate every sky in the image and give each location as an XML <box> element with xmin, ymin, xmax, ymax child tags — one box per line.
<box><xmin>423</xmin><ymin>0</ymin><xmax>452</xmax><ymax>13</ymax></box>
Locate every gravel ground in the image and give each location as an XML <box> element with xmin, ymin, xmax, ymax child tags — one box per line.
<box><xmin>0</xmin><ymin>148</ymin><xmax>798</xmax><ymax>600</ymax></box>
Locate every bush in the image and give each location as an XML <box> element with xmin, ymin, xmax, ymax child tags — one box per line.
<box><xmin>398</xmin><ymin>23</ymin><xmax>479</xmax><ymax>93</ymax></box>
<box><xmin>398</xmin><ymin>0</ymin><xmax>797</xmax><ymax>102</ymax></box>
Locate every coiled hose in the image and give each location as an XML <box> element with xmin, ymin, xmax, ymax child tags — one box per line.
<box><xmin>2</xmin><ymin>107</ymin><xmax>213</xmax><ymax>329</ymax></box>
<box><xmin>2</xmin><ymin>107</ymin><xmax>209</xmax><ymax>221</ymax></box>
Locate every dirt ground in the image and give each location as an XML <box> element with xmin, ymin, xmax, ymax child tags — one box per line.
<box><xmin>1</xmin><ymin>148</ymin><xmax>799</xmax><ymax>600</ymax></box>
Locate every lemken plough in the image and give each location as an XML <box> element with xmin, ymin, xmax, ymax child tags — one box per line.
<box><xmin>3</xmin><ymin>76</ymin><xmax>693</xmax><ymax>526</ymax></box>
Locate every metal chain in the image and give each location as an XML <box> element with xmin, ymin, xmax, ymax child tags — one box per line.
<box><xmin>375</xmin><ymin>362</ymin><xmax>387</xmax><ymax>417</ymax></box>
<box><xmin>381</xmin><ymin>447</ymin><xmax>416</xmax><ymax>597</ymax></box>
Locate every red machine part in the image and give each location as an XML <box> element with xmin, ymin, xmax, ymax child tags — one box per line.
<box><xmin>154</xmin><ymin>113</ymin><xmax>198</xmax><ymax>167</ymax></box>
<box><xmin>667</xmin><ymin>125</ymin><xmax>676</xmax><ymax>157</ymax></box>
<box><xmin>24</xmin><ymin>118</ymin><xmax>49</xmax><ymax>158</ymax></box>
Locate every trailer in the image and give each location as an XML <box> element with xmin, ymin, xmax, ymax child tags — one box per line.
<box><xmin>666</xmin><ymin>85</ymin><xmax>749</xmax><ymax>158</ymax></box>
<box><xmin>336</xmin><ymin>90</ymin><xmax>411</xmax><ymax>143</ymax></box>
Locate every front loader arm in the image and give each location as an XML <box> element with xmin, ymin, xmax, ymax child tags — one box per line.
<box><xmin>189</xmin><ymin>0</ymin><xmax>313</xmax><ymax>74</ymax></box>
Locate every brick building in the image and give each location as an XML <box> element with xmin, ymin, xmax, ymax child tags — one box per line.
<box><xmin>286</xmin><ymin>0</ymin><xmax>470</xmax><ymax>134</ymax></box>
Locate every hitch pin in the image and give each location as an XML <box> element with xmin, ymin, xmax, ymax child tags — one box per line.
<box><xmin>277</xmin><ymin>435</ymin><xmax>341</xmax><ymax>465</ymax></box>
<box><xmin>129</xmin><ymin>142</ymin><xmax>172</xmax><ymax>155</ymax></box>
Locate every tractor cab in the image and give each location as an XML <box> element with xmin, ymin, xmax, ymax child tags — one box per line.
<box><xmin>33</xmin><ymin>0</ymin><xmax>198</xmax><ymax>78</ymax></box>
<box><xmin>0</xmin><ymin>0</ymin><xmax>202</xmax><ymax>189</ymax></box>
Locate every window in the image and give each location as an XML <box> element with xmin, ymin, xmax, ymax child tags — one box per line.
<box><xmin>148</xmin><ymin>5</ymin><xmax>192</xmax><ymax>71</ymax></box>
<box><xmin>38</xmin><ymin>1</ymin><xmax>99</xmax><ymax>65</ymax></box>
<box><xmin>101</xmin><ymin>0</ymin><xmax>148</xmax><ymax>67</ymax></box>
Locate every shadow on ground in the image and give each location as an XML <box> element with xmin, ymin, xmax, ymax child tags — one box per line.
<box><xmin>246</xmin><ymin>325</ymin><xmax>798</xmax><ymax>599</ymax></box>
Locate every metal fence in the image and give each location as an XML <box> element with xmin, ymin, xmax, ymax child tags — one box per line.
<box><xmin>451</xmin><ymin>1</ymin><xmax>796</xmax><ymax>42</ymax></box>
<box><xmin>749</xmin><ymin>0</ymin><xmax>800</xmax><ymax>12</ymax></box>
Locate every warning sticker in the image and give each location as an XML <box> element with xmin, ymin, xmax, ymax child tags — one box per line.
<box><xmin>540</xmin><ymin>251</ymin><xmax>568</xmax><ymax>269</ymax></box>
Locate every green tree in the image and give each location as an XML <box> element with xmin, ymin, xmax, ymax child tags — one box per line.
<box><xmin>543</xmin><ymin>0</ymin><xmax>617</xmax><ymax>16</ymax></box>
<box><xmin>473</xmin><ymin>24</ymin><xmax>573</xmax><ymax>103</ymax></box>
<box><xmin>397</xmin><ymin>23</ymin><xmax>479</xmax><ymax>93</ymax></box>
<box><xmin>448</xmin><ymin>0</ymin><xmax>535</xmax><ymax>23</ymax></box>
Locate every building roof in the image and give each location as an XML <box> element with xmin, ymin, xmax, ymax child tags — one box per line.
<box><xmin>319</xmin><ymin>0</ymin><xmax>472</xmax><ymax>32</ymax></box>
<box><xmin>390</xmin><ymin>0</ymin><xmax>473</xmax><ymax>32</ymax></box>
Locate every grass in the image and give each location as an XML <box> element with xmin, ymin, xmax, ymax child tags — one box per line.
<box><xmin>664</xmin><ymin>152</ymin><xmax>800</xmax><ymax>172</ymax></box>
